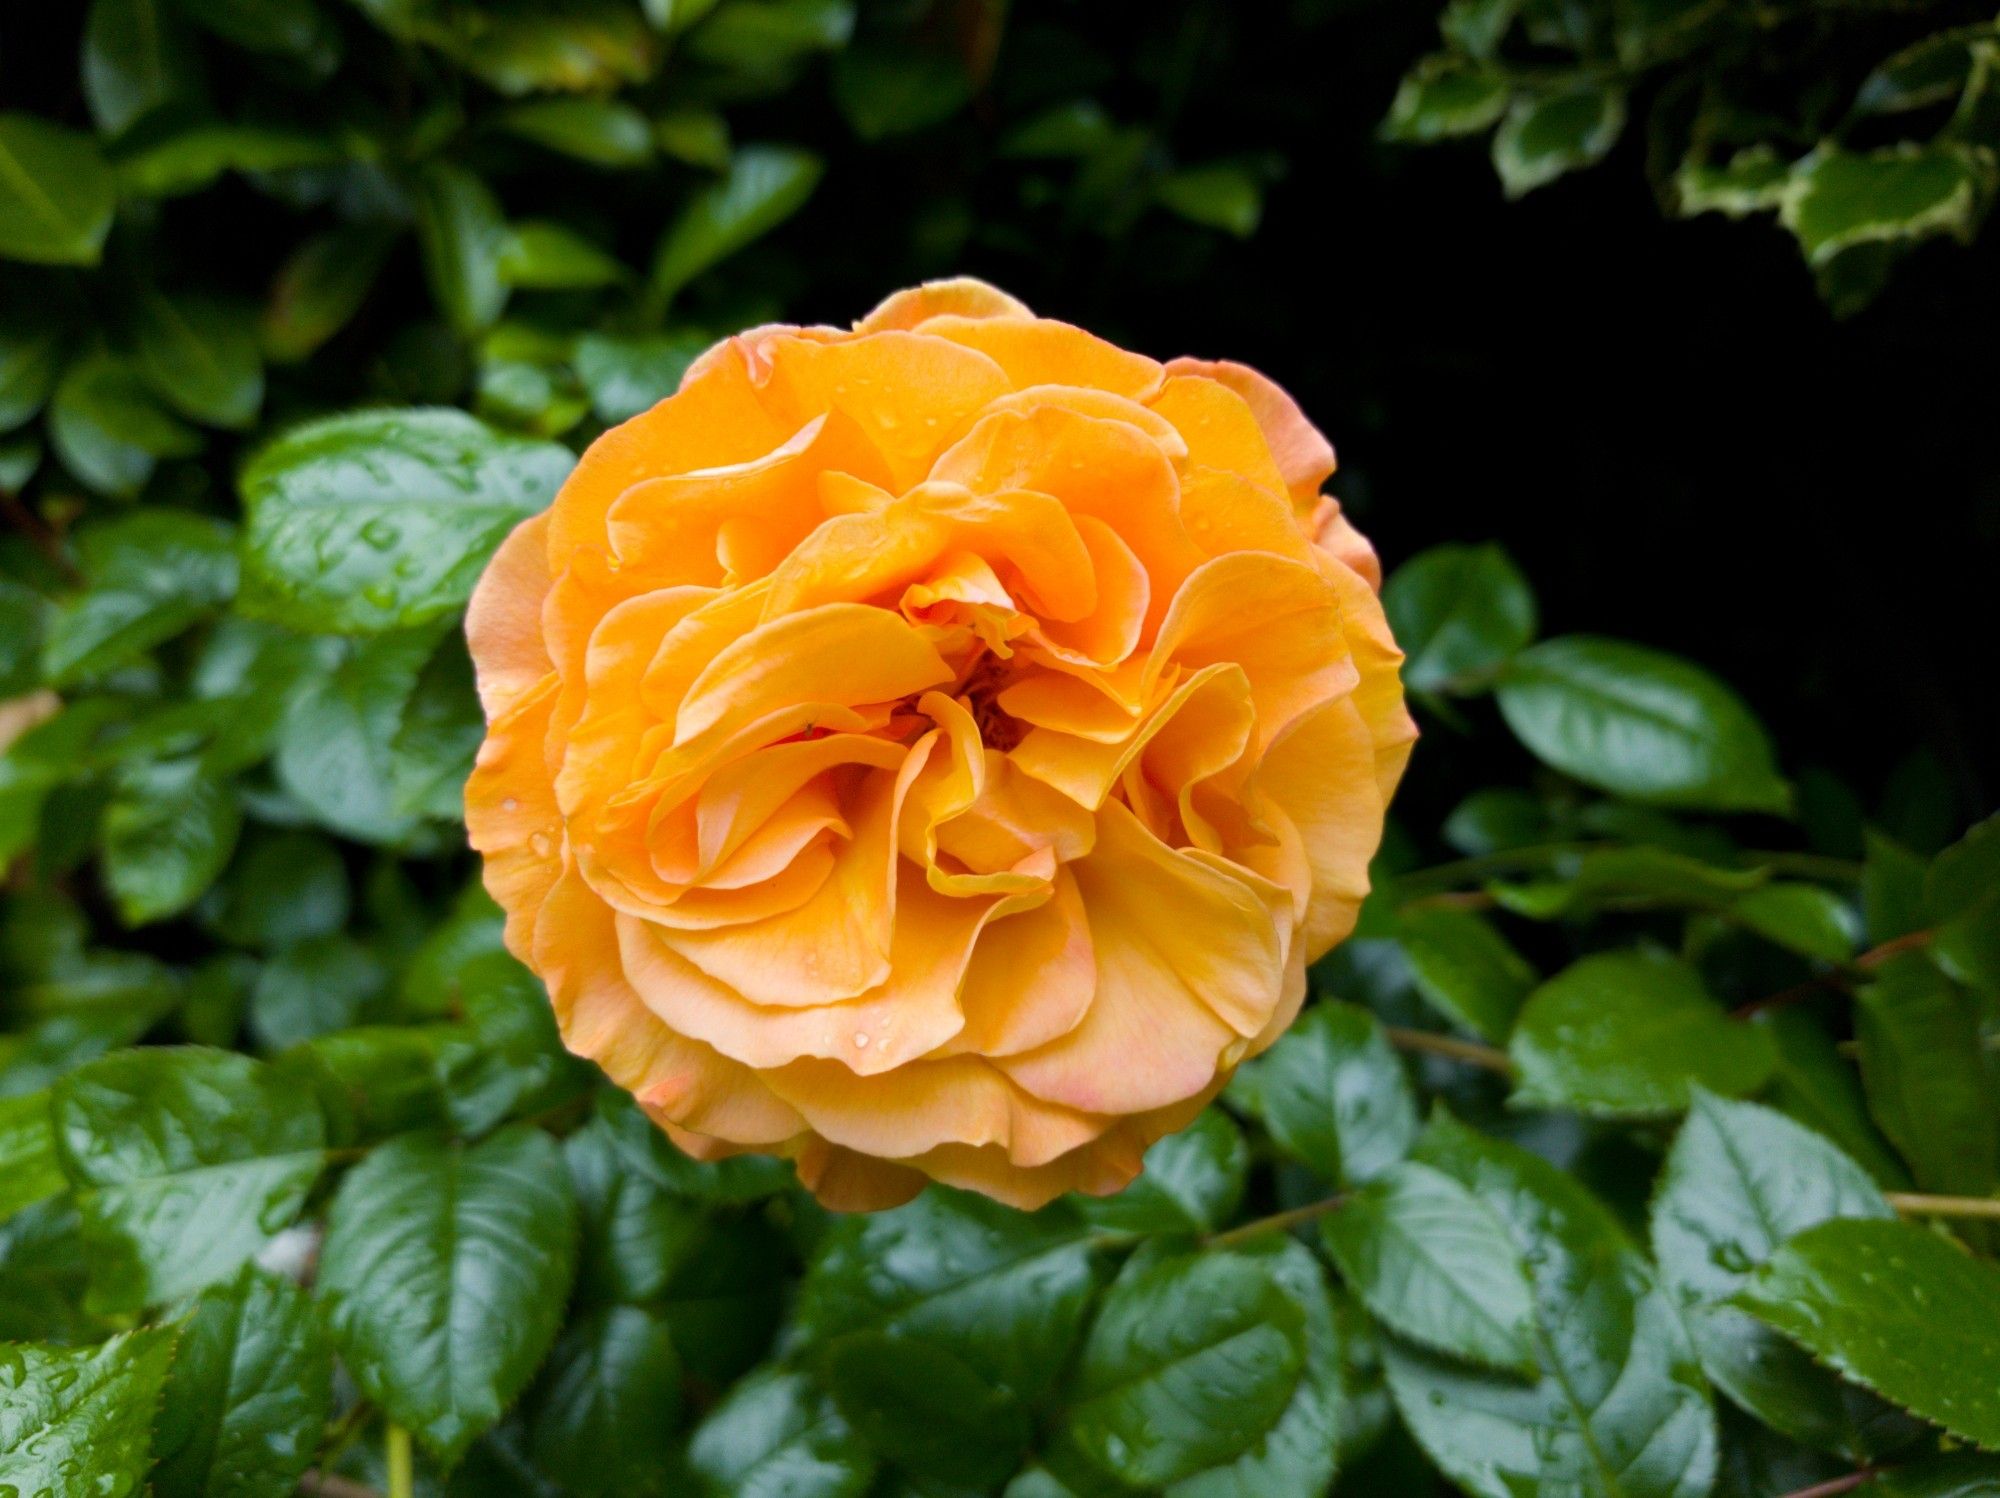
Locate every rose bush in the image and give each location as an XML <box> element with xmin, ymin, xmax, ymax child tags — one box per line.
<box><xmin>467</xmin><ymin>278</ymin><xmax>1415</xmax><ymax>1208</ymax></box>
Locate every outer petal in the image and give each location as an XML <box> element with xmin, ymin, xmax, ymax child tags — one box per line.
<box><xmin>856</xmin><ymin>277</ymin><xmax>1033</xmax><ymax>333</ymax></box>
<box><xmin>1164</xmin><ymin>356</ymin><xmax>1336</xmax><ymax>504</ymax></box>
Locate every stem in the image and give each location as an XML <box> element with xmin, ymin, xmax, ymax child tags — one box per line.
<box><xmin>1385</xmin><ymin>1026</ymin><xmax>1516</xmax><ymax>1075</ymax></box>
<box><xmin>385</xmin><ymin>1426</ymin><xmax>413</xmax><ymax>1498</ymax></box>
<box><xmin>1391</xmin><ymin>843</ymin><xmax>1603</xmax><ymax>898</ymax></box>
<box><xmin>1773</xmin><ymin>1471</ymin><xmax>1875</xmax><ymax>1498</ymax></box>
<box><xmin>297</xmin><ymin>1476</ymin><xmax>381</xmax><ymax>1498</ymax></box>
<box><xmin>1732</xmin><ymin>930</ymin><xmax>1933</xmax><ymax>1018</ymax></box>
<box><xmin>1887</xmin><ymin>1192</ymin><xmax>2000</xmax><ymax>1221</ymax></box>
<box><xmin>1205</xmin><ymin>1194</ymin><xmax>1348</xmax><ymax>1250</ymax></box>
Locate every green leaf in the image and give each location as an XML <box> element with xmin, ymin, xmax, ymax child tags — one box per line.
<box><xmin>241</xmin><ymin>408</ymin><xmax>570</xmax><ymax>635</ymax></box>
<box><xmin>1927</xmin><ymin>811</ymin><xmax>2000</xmax><ymax>993</ymax></box>
<box><xmin>831</xmin><ymin>40</ymin><xmax>973</xmax><ymax>141</ymax></box>
<box><xmin>43</xmin><ymin>512</ymin><xmax>236</xmax><ymax>686</ymax></box>
<box><xmin>152</xmin><ymin>1265</ymin><xmax>334</xmax><ymax>1498</ymax></box>
<box><xmin>1383</xmin><ymin>542</ymin><xmax>1538</xmax><ymax>694</ymax></box>
<box><xmin>1166</xmin><ymin>1236</ymin><xmax>1345</xmax><ymax>1498</ymax></box>
<box><xmin>1727</xmin><ymin>883</ymin><xmax>1856</xmax><ymax>963</ymax></box>
<box><xmin>794</xmin><ymin>1187</ymin><xmax>1095</xmax><ymax>1400</ymax></box>
<box><xmin>1854</xmin><ymin>955</ymin><xmax>1998</xmax><ymax>1198</ymax></box>
<box><xmin>48</xmin><ymin>351</ymin><xmax>203</xmax><ymax>498</ymax></box>
<box><xmin>132</xmin><ymin>291</ymin><xmax>264</xmax><ymax>430</ymax></box>
<box><xmin>1782</xmin><ymin>143</ymin><xmax>1997</xmax><ymax>267</ymax></box>
<box><xmin>1154</xmin><ymin>165</ymin><xmax>1264</xmax><ymax>237</ymax></box>
<box><xmin>1874</xmin><ymin>1454</ymin><xmax>2000</xmax><ymax>1497</ymax></box>
<box><xmin>0</xmin><ymin>1327</ymin><xmax>177</xmax><ymax>1498</ymax></box>
<box><xmin>687</xmin><ymin>1367</ymin><xmax>874</xmax><ymax>1498</ymax></box>
<box><xmin>83</xmin><ymin>0</ymin><xmax>207</xmax><ymax>135</ymax></box>
<box><xmin>563</xmin><ymin>1112</ymin><xmax>706</xmax><ymax>1304</ymax></box>
<box><xmin>1321</xmin><ymin>1159</ymin><xmax>1538</xmax><ymax>1374</ymax></box>
<box><xmin>100</xmin><ymin>757</ymin><xmax>241</xmax><ymax>925</ymax></box>
<box><xmin>1493</xmin><ymin>83</ymin><xmax>1626</xmax><ymax>197</ymax></box>
<box><xmin>1067</xmin><ymin>1248</ymin><xmax>1306</xmax><ymax>1487</ymax></box>
<box><xmin>1079</xmin><ymin>1107</ymin><xmax>1247</xmax><ymax>1234</ymax></box>
<box><xmin>824</xmin><ymin>1332</ymin><xmax>1030</xmax><ymax>1488</ymax></box>
<box><xmin>1395</xmin><ymin>904</ymin><xmax>1536</xmax><ymax>1041</ymax></box>
<box><xmin>51</xmin><ymin>1047</ymin><xmax>325</xmax><ymax>1310</ymax></box>
<box><xmin>1677</xmin><ymin>145</ymin><xmax>1791</xmax><ymax>219</ymax></box>
<box><xmin>1757</xmin><ymin>1008</ymin><xmax>1909</xmax><ymax>1189</ymax></box>
<box><xmin>648</xmin><ymin>146</ymin><xmax>824</xmax><ymax>313</ymax></box>
<box><xmin>685</xmin><ymin>0</ymin><xmax>853</xmax><ymax>70</ymax></box>
<box><xmin>1739</xmin><ymin>1217</ymin><xmax>2000</xmax><ymax>1451</ymax></box>
<box><xmin>499</xmin><ymin>220</ymin><xmax>627</xmax><ymax>289</ymax></box>
<box><xmin>1490</xmin><ymin>844</ymin><xmax>1765</xmax><ymax>920</ymax></box>
<box><xmin>450</xmin><ymin>2</ymin><xmax>658</xmax><ymax>96</ymax></box>
<box><xmin>0</xmin><ymin>115</ymin><xmax>117</xmax><ymax>266</ymax></box>
<box><xmin>1384</xmin><ymin>1113</ymin><xmax>1717</xmax><ymax>1498</ymax></box>
<box><xmin>263</xmin><ymin>223</ymin><xmax>400</xmax><ymax>364</ymax></box>
<box><xmin>593</xmin><ymin>1086</ymin><xmax>796</xmax><ymax>1204</ymax></box>
<box><xmin>248</xmin><ymin>933</ymin><xmax>386</xmax><ymax>1051</ymax></box>
<box><xmin>202</xmin><ymin>828</ymin><xmax>349</xmax><ymax>950</ymax></box>
<box><xmin>273</xmin><ymin>631</ymin><xmax>439</xmax><ymax>843</ymax></box>
<box><xmin>1496</xmin><ymin>635</ymin><xmax>1791</xmax><ymax>813</ymax></box>
<box><xmin>656</xmin><ymin>107</ymin><xmax>732</xmax><ymax>168</ymax></box>
<box><xmin>498</xmin><ymin>97</ymin><xmax>655</xmax><ymax>166</ymax></box>
<box><xmin>1226</xmin><ymin>1000</ymin><xmax>1417</xmax><ymax>1184</ymax></box>
<box><xmin>1382</xmin><ymin>58</ymin><xmax>1511</xmax><ymax>142</ymax></box>
<box><xmin>1510</xmin><ymin>950</ymin><xmax>1775</xmax><ymax>1116</ymax></box>
<box><xmin>172</xmin><ymin>0</ymin><xmax>341</xmax><ymax>68</ymax></box>
<box><xmin>0</xmin><ymin>300</ymin><xmax>64</xmax><ymax>430</ymax></box>
<box><xmin>0</xmin><ymin>1090</ymin><xmax>64</xmax><ymax>1221</ymax></box>
<box><xmin>317</xmin><ymin>1125</ymin><xmax>579</xmax><ymax>1463</ymax></box>
<box><xmin>1651</xmin><ymin>1091</ymin><xmax>1918</xmax><ymax>1459</ymax></box>
<box><xmin>411</xmin><ymin>161</ymin><xmax>510</xmax><ymax>335</ymax></box>
<box><xmin>573</xmin><ymin>330</ymin><xmax>708</xmax><ymax>423</ymax></box>
<box><xmin>526</xmin><ymin>1303</ymin><xmax>683</xmax><ymax>1493</ymax></box>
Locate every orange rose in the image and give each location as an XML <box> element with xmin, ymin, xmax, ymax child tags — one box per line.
<box><xmin>465</xmin><ymin>279</ymin><xmax>1414</xmax><ymax>1211</ymax></box>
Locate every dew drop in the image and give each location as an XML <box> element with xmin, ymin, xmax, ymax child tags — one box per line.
<box><xmin>853</xmin><ymin>1032</ymin><xmax>870</xmax><ymax>1049</ymax></box>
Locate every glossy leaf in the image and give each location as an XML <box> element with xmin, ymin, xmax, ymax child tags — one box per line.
<box><xmin>0</xmin><ymin>1327</ymin><xmax>177</xmax><ymax>1498</ymax></box>
<box><xmin>648</xmin><ymin>146</ymin><xmax>824</xmax><ymax>312</ymax></box>
<box><xmin>0</xmin><ymin>115</ymin><xmax>117</xmax><ymax>265</ymax></box>
<box><xmin>1384</xmin><ymin>541</ymin><xmax>1537</xmax><ymax>694</ymax></box>
<box><xmin>1226</xmin><ymin>1000</ymin><xmax>1418</xmax><ymax>1185</ymax></box>
<box><xmin>1395</xmin><ymin>904</ymin><xmax>1536</xmax><ymax>1041</ymax></box>
<box><xmin>1079</xmin><ymin>1107</ymin><xmax>1247</xmax><ymax>1235</ymax></box>
<box><xmin>687</xmin><ymin>1367</ymin><xmax>875</xmax><ymax>1498</ymax></box>
<box><xmin>526</xmin><ymin>1303</ymin><xmax>683</xmax><ymax>1493</ymax></box>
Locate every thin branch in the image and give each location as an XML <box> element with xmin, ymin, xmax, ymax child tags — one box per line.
<box><xmin>1204</xmin><ymin>1195</ymin><xmax>1348</xmax><ymax>1250</ymax></box>
<box><xmin>1887</xmin><ymin>1192</ymin><xmax>2000</xmax><ymax>1221</ymax></box>
<box><xmin>1772</xmin><ymin>1470</ymin><xmax>1875</xmax><ymax>1498</ymax></box>
<box><xmin>297</xmin><ymin>1475</ymin><xmax>382</xmax><ymax>1498</ymax></box>
<box><xmin>1732</xmin><ymin>930</ymin><xmax>1933</xmax><ymax>1019</ymax></box>
<box><xmin>1385</xmin><ymin>1026</ymin><xmax>1516</xmax><ymax>1076</ymax></box>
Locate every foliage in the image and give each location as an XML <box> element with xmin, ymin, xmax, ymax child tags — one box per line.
<box><xmin>1388</xmin><ymin>0</ymin><xmax>2000</xmax><ymax>312</ymax></box>
<box><xmin>1</xmin><ymin>2</ymin><xmax>1997</xmax><ymax>1496</ymax></box>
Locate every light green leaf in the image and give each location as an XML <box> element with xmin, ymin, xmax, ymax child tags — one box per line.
<box><xmin>1493</xmin><ymin>83</ymin><xmax>1626</xmax><ymax>197</ymax></box>
<box><xmin>1855</xmin><ymin>955</ymin><xmax>1998</xmax><ymax>1197</ymax></box>
<box><xmin>1067</xmin><ymin>1248</ymin><xmax>1306</xmax><ymax>1487</ymax></box>
<box><xmin>499</xmin><ymin>220</ymin><xmax>627</xmax><ymax>289</ymax></box>
<box><xmin>0</xmin><ymin>1328</ymin><xmax>177</xmax><ymax>1498</ymax></box>
<box><xmin>1384</xmin><ymin>542</ymin><xmax>1538</xmax><ymax>695</ymax></box>
<box><xmin>0</xmin><ymin>1090</ymin><xmax>64</xmax><ymax>1221</ymax></box>
<box><xmin>1728</xmin><ymin>883</ymin><xmax>1857</xmax><ymax>962</ymax></box>
<box><xmin>1496</xmin><ymin>635</ymin><xmax>1791</xmax><ymax>813</ymax></box>
<box><xmin>51</xmin><ymin>1047</ymin><xmax>325</xmax><ymax>1311</ymax></box>
<box><xmin>1677</xmin><ymin>146</ymin><xmax>1791</xmax><ymax>219</ymax></box>
<box><xmin>318</xmin><ymin>1126</ymin><xmax>580</xmax><ymax>1463</ymax></box>
<box><xmin>1321</xmin><ymin>1159</ymin><xmax>1538</xmax><ymax>1374</ymax></box>
<box><xmin>1510</xmin><ymin>950</ymin><xmax>1775</xmax><ymax>1116</ymax></box>
<box><xmin>240</xmin><ymin>407</ymin><xmax>571</xmax><ymax>635</ymax></box>
<box><xmin>648</xmin><ymin>146</ymin><xmax>824</xmax><ymax>313</ymax></box>
<box><xmin>1651</xmin><ymin>1092</ymin><xmax>1919</xmax><ymax>1458</ymax></box>
<box><xmin>498</xmin><ymin>97</ymin><xmax>655</xmax><ymax>166</ymax></box>
<box><xmin>1783</xmin><ymin>143</ymin><xmax>1997</xmax><ymax>267</ymax></box>
<box><xmin>1739</xmin><ymin>1217</ymin><xmax>2000</xmax><ymax>1451</ymax></box>
<box><xmin>1226</xmin><ymin>1000</ymin><xmax>1417</xmax><ymax>1184</ymax></box>
<box><xmin>1385</xmin><ymin>1113</ymin><xmax>1717</xmax><ymax>1498</ymax></box>
<box><xmin>1154</xmin><ymin>165</ymin><xmax>1263</xmax><ymax>237</ymax></box>
<box><xmin>573</xmin><ymin>330</ymin><xmax>708</xmax><ymax>423</ymax></box>
<box><xmin>152</xmin><ymin>1265</ymin><xmax>333</xmax><ymax>1498</ymax></box>
<box><xmin>0</xmin><ymin>115</ymin><xmax>117</xmax><ymax>266</ymax></box>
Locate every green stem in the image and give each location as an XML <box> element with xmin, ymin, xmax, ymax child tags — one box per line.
<box><xmin>385</xmin><ymin>1425</ymin><xmax>413</xmax><ymax>1498</ymax></box>
<box><xmin>1887</xmin><ymin>1192</ymin><xmax>2000</xmax><ymax>1222</ymax></box>
<box><xmin>1204</xmin><ymin>1194</ymin><xmax>1348</xmax><ymax>1250</ymax></box>
<box><xmin>1385</xmin><ymin>1026</ymin><xmax>1516</xmax><ymax>1075</ymax></box>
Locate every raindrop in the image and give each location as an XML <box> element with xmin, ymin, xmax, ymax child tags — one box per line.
<box><xmin>360</xmin><ymin>518</ymin><xmax>400</xmax><ymax>549</ymax></box>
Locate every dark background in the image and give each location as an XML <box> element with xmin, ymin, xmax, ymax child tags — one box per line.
<box><xmin>771</xmin><ymin>1</ymin><xmax>1999</xmax><ymax>837</ymax></box>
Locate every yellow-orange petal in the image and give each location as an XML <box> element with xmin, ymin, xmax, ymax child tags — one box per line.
<box><xmin>855</xmin><ymin>277</ymin><xmax>1033</xmax><ymax>334</ymax></box>
<box><xmin>466</xmin><ymin>513</ymin><xmax>554</xmax><ymax>718</ymax></box>
<box><xmin>1164</xmin><ymin>357</ymin><xmax>1336</xmax><ymax>503</ymax></box>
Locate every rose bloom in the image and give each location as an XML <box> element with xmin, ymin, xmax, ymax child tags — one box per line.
<box><xmin>466</xmin><ymin>279</ymin><xmax>1413</xmax><ymax>1211</ymax></box>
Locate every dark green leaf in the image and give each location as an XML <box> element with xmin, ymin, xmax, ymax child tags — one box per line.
<box><xmin>0</xmin><ymin>115</ymin><xmax>117</xmax><ymax>266</ymax></box>
<box><xmin>498</xmin><ymin>97</ymin><xmax>655</xmax><ymax>166</ymax></box>
<box><xmin>1067</xmin><ymin>1248</ymin><xmax>1306</xmax><ymax>1487</ymax></box>
<box><xmin>317</xmin><ymin>1126</ymin><xmax>579</xmax><ymax>1463</ymax></box>
<box><xmin>1496</xmin><ymin>635</ymin><xmax>1790</xmax><ymax>813</ymax></box>
<box><xmin>100</xmin><ymin>757</ymin><xmax>241</xmax><ymax>925</ymax></box>
<box><xmin>202</xmin><ymin>828</ymin><xmax>349</xmax><ymax>949</ymax></box>
<box><xmin>687</xmin><ymin>1367</ymin><xmax>874</xmax><ymax>1498</ymax></box>
<box><xmin>648</xmin><ymin>146</ymin><xmax>824</xmax><ymax>313</ymax></box>
<box><xmin>1757</xmin><ymin>1008</ymin><xmax>1909</xmax><ymax>1189</ymax></box>
<box><xmin>1323</xmin><ymin>1158</ymin><xmax>1537</xmax><ymax>1374</ymax></box>
<box><xmin>824</xmin><ymin>1332</ymin><xmax>1029</xmax><ymax>1488</ymax></box>
<box><xmin>526</xmin><ymin>1303</ymin><xmax>683</xmax><ymax>1493</ymax></box>
<box><xmin>1078</xmin><ymin>1107</ymin><xmax>1247</xmax><ymax>1234</ymax></box>
<box><xmin>563</xmin><ymin>1112</ymin><xmax>706</xmax><ymax>1304</ymax></box>
<box><xmin>1226</xmin><ymin>999</ymin><xmax>1417</xmax><ymax>1183</ymax></box>
<box><xmin>83</xmin><ymin>0</ymin><xmax>206</xmax><ymax>136</ymax></box>
<box><xmin>273</xmin><ymin>630</ymin><xmax>436</xmax><ymax>844</ymax></box>
<box><xmin>573</xmin><ymin>330</ymin><xmax>708</xmax><ymax>423</ymax></box>
<box><xmin>248</xmin><ymin>933</ymin><xmax>387</xmax><ymax>1051</ymax></box>
<box><xmin>133</xmin><ymin>292</ymin><xmax>263</xmax><ymax>430</ymax></box>
<box><xmin>499</xmin><ymin>221</ymin><xmax>627</xmax><ymax>289</ymax></box>
<box><xmin>48</xmin><ymin>351</ymin><xmax>204</xmax><ymax>498</ymax></box>
<box><xmin>1383</xmin><ymin>58</ymin><xmax>1512</xmax><ymax>142</ymax></box>
<box><xmin>831</xmin><ymin>41</ymin><xmax>973</xmax><ymax>141</ymax></box>
<box><xmin>1493</xmin><ymin>83</ymin><xmax>1626</xmax><ymax>197</ymax></box>
<box><xmin>1739</xmin><ymin>1217</ymin><xmax>2000</xmax><ymax>1451</ymax></box>
<box><xmin>240</xmin><ymin>407</ymin><xmax>570</xmax><ymax>634</ymax></box>
<box><xmin>1727</xmin><ymin>883</ymin><xmax>1856</xmax><ymax>963</ymax></box>
<box><xmin>1854</xmin><ymin>955</ymin><xmax>1998</xmax><ymax>1197</ymax></box>
<box><xmin>1510</xmin><ymin>950</ymin><xmax>1775</xmax><ymax>1116</ymax></box>
<box><xmin>1395</xmin><ymin>904</ymin><xmax>1536</xmax><ymax>1040</ymax></box>
<box><xmin>1155</xmin><ymin>165</ymin><xmax>1263</xmax><ymax>237</ymax></box>
<box><xmin>0</xmin><ymin>1090</ymin><xmax>64</xmax><ymax>1221</ymax></box>
<box><xmin>44</xmin><ymin>512</ymin><xmax>235</xmax><ymax>685</ymax></box>
<box><xmin>1384</xmin><ymin>542</ymin><xmax>1537</xmax><ymax>694</ymax></box>
<box><xmin>1783</xmin><ymin>144</ymin><xmax>1996</xmax><ymax>267</ymax></box>
<box><xmin>152</xmin><ymin>1265</ymin><xmax>333</xmax><ymax>1498</ymax></box>
<box><xmin>263</xmin><ymin>223</ymin><xmax>400</xmax><ymax>363</ymax></box>
<box><xmin>51</xmin><ymin>1046</ymin><xmax>325</xmax><ymax>1310</ymax></box>
<box><xmin>0</xmin><ymin>1327</ymin><xmax>177</xmax><ymax>1498</ymax></box>
<box><xmin>411</xmin><ymin>162</ymin><xmax>509</xmax><ymax>335</ymax></box>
